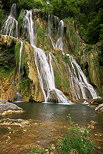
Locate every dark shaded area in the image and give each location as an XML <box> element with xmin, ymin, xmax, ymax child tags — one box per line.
<box><xmin>0</xmin><ymin>42</ymin><xmax>16</xmax><ymax>78</ymax></box>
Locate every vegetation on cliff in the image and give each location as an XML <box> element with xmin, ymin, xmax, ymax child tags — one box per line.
<box><xmin>1</xmin><ymin>0</ymin><xmax>103</xmax><ymax>44</ymax></box>
<box><xmin>0</xmin><ymin>0</ymin><xmax>103</xmax><ymax>100</ymax></box>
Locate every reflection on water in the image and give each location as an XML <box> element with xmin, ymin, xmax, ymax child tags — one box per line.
<box><xmin>6</xmin><ymin>102</ymin><xmax>103</xmax><ymax>128</ymax></box>
<box><xmin>0</xmin><ymin>102</ymin><xmax>103</xmax><ymax>152</ymax></box>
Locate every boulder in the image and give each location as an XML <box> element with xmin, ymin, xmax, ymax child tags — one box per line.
<box><xmin>0</xmin><ymin>101</ymin><xmax>23</xmax><ymax>115</ymax></box>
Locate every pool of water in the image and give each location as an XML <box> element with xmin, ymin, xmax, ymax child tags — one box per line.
<box><xmin>0</xmin><ymin>102</ymin><xmax>103</xmax><ymax>153</ymax></box>
<box><xmin>6</xmin><ymin>102</ymin><xmax>103</xmax><ymax>128</ymax></box>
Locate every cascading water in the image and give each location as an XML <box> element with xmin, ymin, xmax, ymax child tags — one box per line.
<box><xmin>23</xmin><ymin>10</ymin><xmax>70</xmax><ymax>103</ymax></box>
<box><xmin>16</xmin><ymin>41</ymin><xmax>23</xmax><ymax>102</ymax></box>
<box><xmin>48</xmin><ymin>14</ymin><xmax>98</xmax><ymax>100</ymax></box>
<box><xmin>1</xmin><ymin>3</ymin><xmax>18</xmax><ymax>38</ymax></box>
<box><xmin>66</xmin><ymin>54</ymin><xmax>98</xmax><ymax>99</ymax></box>
<box><xmin>1</xmin><ymin>4</ymin><xmax>98</xmax><ymax>102</ymax></box>
<box><xmin>48</xmin><ymin>15</ymin><xmax>64</xmax><ymax>52</ymax></box>
<box><xmin>18</xmin><ymin>41</ymin><xmax>23</xmax><ymax>84</ymax></box>
<box><xmin>55</xmin><ymin>20</ymin><xmax>64</xmax><ymax>51</ymax></box>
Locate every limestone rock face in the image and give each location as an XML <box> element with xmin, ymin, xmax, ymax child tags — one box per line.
<box><xmin>0</xmin><ymin>12</ymin><xmax>103</xmax><ymax>103</ymax></box>
<box><xmin>65</xmin><ymin>23</ymin><xmax>103</xmax><ymax>96</ymax></box>
<box><xmin>0</xmin><ymin>35</ymin><xmax>44</xmax><ymax>102</ymax></box>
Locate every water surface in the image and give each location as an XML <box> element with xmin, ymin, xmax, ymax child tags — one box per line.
<box><xmin>7</xmin><ymin>102</ymin><xmax>103</xmax><ymax>128</ymax></box>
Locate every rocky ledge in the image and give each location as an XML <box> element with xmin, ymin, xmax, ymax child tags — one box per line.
<box><xmin>0</xmin><ymin>101</ymin><xmax>24</xmax><ymax>116</ymax></box>
<box><xmin>95</xmin><ymin>104</ymin><xmax>103</xmax><ymax>113</ymax></box>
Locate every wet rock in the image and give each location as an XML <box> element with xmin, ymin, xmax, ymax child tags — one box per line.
<box><xmin>0</xmin><ymin>118</ymin><xmax>30</xmax><ymax>127</ymax></box>
<box><xmin>47</xmin><ymin>90</ymin><xmax>58</xmax><ymax>103</ymax></box>
<box><xmin>70</xmin><ymin>149</ymin><xmax>79</xmax><ymax>154</ymax></box>
<box><xmin>87</xmin><ymin>120</ymin><xmax>97</xmax><ymax>129</ymax></box>
<box><xmin>0</xmin><ymin>101</ymin><xmax>23</xmax><ymax>115</ymax></box>
<box><xmin>95</xmin><ymin>103</ymin><xmax>103</xmax><ymax>113</ymax></box>
<box><xmin>92</xmin><ymin>99</ymin><xmax>103</xmax><ymax>105</ymax></box>
<box><xmin>51</xmin><ymin>144</ymin><xmax>55</xmax><ymax>150</ymax></box>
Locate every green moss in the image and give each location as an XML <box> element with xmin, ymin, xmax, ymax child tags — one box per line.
<box><xmin>64</xmin><ymin>55</ymin><xmax>72</xmax><ymax>68</ymax></box>
<box><xmin>20</xmin><ymin>76</ymin><xmax>31</xmax><ymax>96</ymax></box>
<box><xmin>15</xmin><ymin>41</ymin><xmax>24</xmax><ymax>69</ymax></box>
<box><xmin>0</xmin><ymin>67</ymin><xmax>15</xmax><ymax>78</ymax></box>
<box><xmin>92</xmin><ymin>99</ymin><xmax>103</xmax><ymax>105</ymax></box>
<box><xmin>37</xmin><ymin>26</ymin><xmax>45</xmax><ymax>46</ymax></box>
<box><xmin>0</xmin><ymin>43</ymin><xmax>16</xmax><ymax>78</ymax></box>
<box><xmin>0</xmin><ymin>9</ymin><xmax>6</xmax><ymax>29</ymax></box>
<box><xmin>37</xmin><ymin>25</ymin><xmax>51</xmax><ymax>51</ymax></box>
<box><xmin>15</xmin><ymin>42</ymin><xmax>21</xmax><ymax>67</ymax></box>
<box><xmin>55</xmin><ymin>71</ymin><xmax>61</xmax><ymax>89</ymax></box>
<box><xmin>18</xmin><ymin>9</ymin><xmax>25</xmax><ymax>26</ymax></box>
<box><xmin>85</xmin><ymin>44</ymin><xmax>93</xmax><ymax>52</ymax></box>
<box><xmin>51</xmin><ymin>52</ymin><xmax>70</xmax><ymax>94</ymax></box>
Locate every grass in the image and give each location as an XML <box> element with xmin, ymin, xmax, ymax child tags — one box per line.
<box><xmin>28</xmin><ymin>147</ymin><xmax>45</xmax><ymax>154</ymax></box>
<box><xmin>54</xmin><ymin>127</ymin><xmax>95</xmax><ymax>154</ymax></box>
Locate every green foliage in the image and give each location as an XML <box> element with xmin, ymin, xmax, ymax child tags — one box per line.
<box><xmin>92</xmin><ymin>99</ymin><xmax>103</xmax><ymax>105</ymax></box>
<box><xmin>15</xmin><ymin>41</ymin><xmax>24</xmax><ymax>69</ymax></box>
<box><xmin>37</xmin><ymin>26</ymin><xmax>45</xmax><ymax>47</ymax></box>
<box><xmin>18</xmin><ymin>9</ymin><xmax>25</xmax><ymax>26</ymax></box>
<box><xmin>0</xmin><ymin>44</ymin><xmax>16</xmax><ymax>78</ymax></box>
<box><xmin>1</xmin><ymin>0</ymin><xmax>103</xmax><ymax>44</ymax></box>
<box><xmin>7</xmin><ymin>128</ymin><xmax>14</xmax><ymax>133</ymax></box>
<box><xmin>64</xmin><ymin>55</ymin><xmax>72</xmax><ymax>69</ymax></box>
<box><xmin>18</xmin><ymin>0</ymin><xmax>34</xmax><ymax>10</ymax></box>
<box><xmin>55</xmin><ymin>127</ymin><xmax>95</xmax><ymax>154</ymax></box>
<box><xmin>15</xmin><ymin>42</ymin><xmax>21</xmax><ymax>67</ymax></box>
<box><xmin>0</xmin><ymin>9</ymin><xmax>5</xmax><ymax>29</ymax></box>
<box><xmin>28</xmin><ymin>147</ymin><xmax>45</xmax><ymax>154</ymax></box>
<box><xmin>63</xmin><ymin>17</ymin><xmax>74</xmax><ymax>22</ymax></box>
<box><xmin>20</xmin><ymin>77</ymin><xmax>31</xmax><ymax>92</ymax></box>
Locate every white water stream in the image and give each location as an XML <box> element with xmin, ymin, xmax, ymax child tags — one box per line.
<box><xmin>66</xmin><ymin>54</ymin><xmax>98</xmax><ymax>99</ymax></box>
<box><xmin>23</xmin><ymin>10</ymin><xmax>70</xmax><ymax>103</ymax></box>
<box><xmin>1</xmin><ymin>5</ymin><xmax>98</xmax><ymax>101</ymax></box>
<box><xmin>1</xmin><ymin>4</ymin><xmax>18</xmax><ymax>38</ymax></box>
<box><xmin>48</xmin><ymin>14</ymin><xmax>98</xmax><ymax>100</ymax></box>
<box><xmin>48</xmin><ymin>15</ymin><xmax>64</xmax><ymax>52</ymax></box>
<box><xmin>18</xmin><ymin>41</ymin><xmax>23</xmax><ymax>83</ymax></box>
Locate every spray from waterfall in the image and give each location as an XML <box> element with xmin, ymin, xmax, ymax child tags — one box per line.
<box><xmin>23</xmin><ymin>10</ymin><xmax>71</xmax><ymax>104</ymax></box>
<box><xmin>1</xmin><ymin>3</ymin><xmax>18</xmax><ymax>38</ymax></box>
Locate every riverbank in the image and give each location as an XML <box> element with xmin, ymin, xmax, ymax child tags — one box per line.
<box><xmin>0</xmin><ymin>102</ymin><xmax>103</xmax><ymax>154</ymax></box>
<box><xmin>0</xmin><ymin>101</ymin><xmax>24</xmax><ymax>116</ymax></box>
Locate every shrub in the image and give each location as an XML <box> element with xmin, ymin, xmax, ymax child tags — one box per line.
<box><xmin>55</xmin><ymin>127</ymin><xmax>95</xmax><ymax>154</ymax></box>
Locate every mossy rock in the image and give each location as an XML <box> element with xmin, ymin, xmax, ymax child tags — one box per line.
<box><xmin>92</xmin><ymin>98</ymin><xmax>103</xmax><ymax>105</ymax></box>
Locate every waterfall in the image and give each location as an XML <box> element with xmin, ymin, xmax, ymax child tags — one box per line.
<box><xmin>66</xmin><ymin>54</ymin><xmax>98</xmax><ymax>99</ymax></box>
<box><xmin>55</xmin><ymin>20</ymin><xmax>64</xmax><ymax>51</ymax></box>
<box><xmin>1</xmin><ymin>3</ymin><xmax>18</xmax><ymax>38</ymax></box>
<box><xmin>15</xmin><ymin>41</ymin><xmax>23</xmax><ymax>102</ymax></box>
<box><xmin>23</xmin><ymin>10</ymin><xmax>70</xmax><ymax>103</ymax></box>
<box><xmin>48</xmin><ymin>14</ymin><xmax>98</xmax><ymax>100</ymax></box>
<box><xmin>18</xmin><ymin>41</ymin><xmax>23</xmax><ymax>84</ymax></box>
<box><xmin>48</xmin><ymin>15</ymin><xmax>64</xmax><ymax>52</ymax></box>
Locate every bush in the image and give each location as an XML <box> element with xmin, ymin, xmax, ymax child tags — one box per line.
<box><xmin>55</xmin><ymin>127</ymin><xmax>95</xmax><ymax>154</ymax></box>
